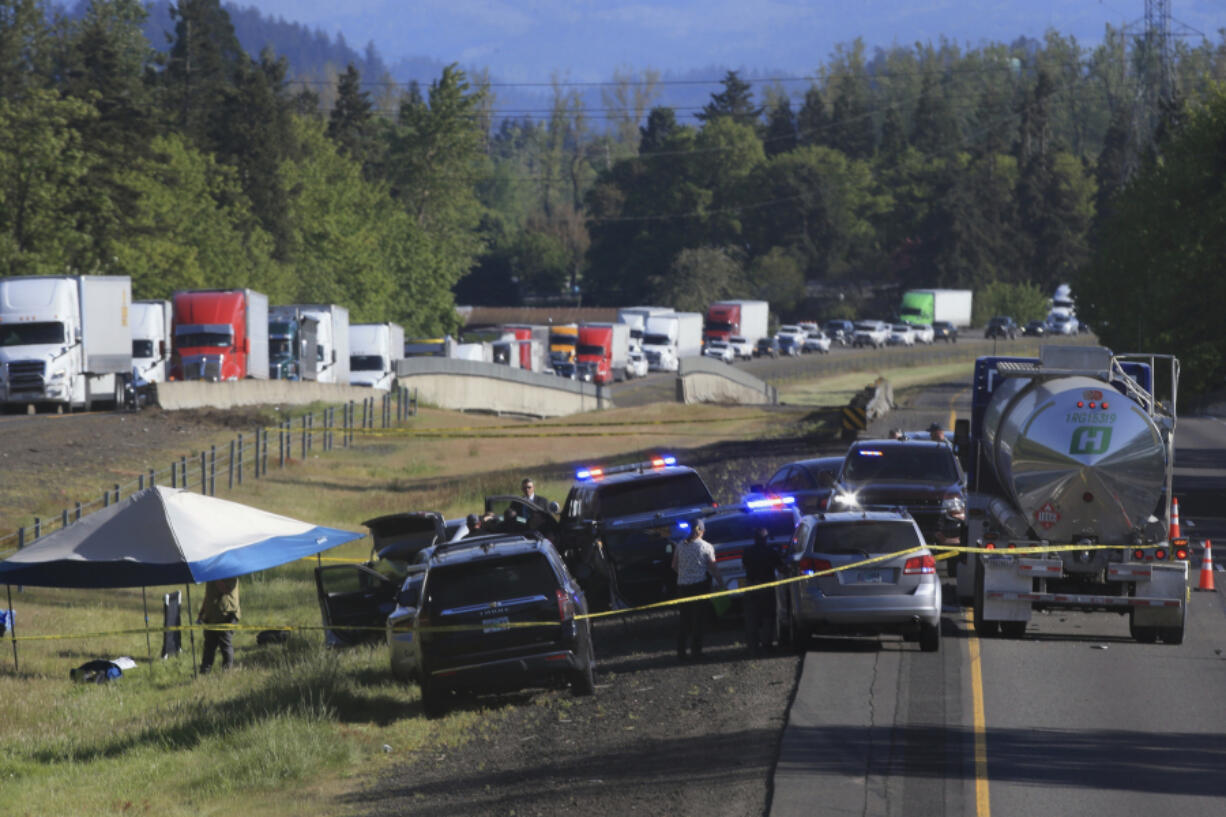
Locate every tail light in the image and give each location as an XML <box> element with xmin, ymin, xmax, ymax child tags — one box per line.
<box><xmin>1006</xmin><ymin>543</ymin><xmax>1016</xmax><ymax>550</ymax></box>
<box><xmin>1175</xmin><ymin>546</ymin><xmax>1189</xmax><ymax>561</ymax></box>
<box><xmin>904</xmin><ymin>555</ymin><xmax>936</xmax><ymax>575</ymax></box>
<box><xmin>556</xmin><ymin>588</ymin><xmax>575</xmax><ymax>621</ymax></box>
<box><xmin>1133</xmin><ymin>549</ymin><xmax>1145</xmax><ymax>561</ymax></box>
<box><xmin>1154</xmin><ymin>548</ymin><xmax>1167</xmax><ymax>561</ymax></box>
<box><xmin>799</xmin><ymin>557</ymin><xmax>832</xmax><ymax>574</ymax></box>
<box><xmin>985</xmin><ymin>542</ymin><xmax>996</xmax><ymax>550</ymax></box>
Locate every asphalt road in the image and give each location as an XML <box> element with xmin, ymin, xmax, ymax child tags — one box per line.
<box><xmin>771</xmin><ymin>377</ymin><xmax>1226</xmax><ymax>817</ymax></box>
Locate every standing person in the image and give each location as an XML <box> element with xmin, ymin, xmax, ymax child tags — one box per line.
<box><xmin>671</xmin><ymin>518</ymin><xmax>725</xmax><ymax>661</ymax></box>
<box><xmin>741</xmin><ymin>528</ymin><xmax>784</xmax><ymax>656</ymax></box>
<box><xmin>928</xmin><ymin>422</ymin><xmax>947</xmax><ymax>442</ymax></box>
<box><xmin>197</xmin><ymin>577</ymin><xmax>240</xmax><ymax>674</ymax></box>
<box><xmin>521</xmin><ymin>478</ymin><xmax>550</xmax><ymax>510</ymax></box>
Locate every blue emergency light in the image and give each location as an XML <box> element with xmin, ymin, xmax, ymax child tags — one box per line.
<box><xmin>858</xmin><ymin>450</ymin><xmax>884</xmax><ymax>457</ymax></box>
<box><xmin>746</xmin><ymin>496</ymin><xmax>796</xmax><ymax>510</ymax></box>
<box><xmin>575</xmin><ymin>455</ymin><xmax>677</xmax><ymax>481</ymax></box>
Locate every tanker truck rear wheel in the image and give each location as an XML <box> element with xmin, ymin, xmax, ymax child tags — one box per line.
<box><xmin>973</xmin><ymin>562</ymin><xmax>999</xmax><ymax>637</ymax></box>
<box><xmin>1000</xmin><ymin>620</ymin><xmax>1026</xmax><ymax>639</ymax></box>
<box><xmin>1158</xmin><ymin>602</ymin><xmax>1186</xmax><ymax>645</ymax></box>
<box><xmin>1128</xmin><ymin>611</ymin><xmax>1158</xmax><ymax>644</ymax></box>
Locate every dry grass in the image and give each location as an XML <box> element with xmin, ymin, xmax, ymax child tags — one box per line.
<box><xmin>778</xmin><ymin>361</ymin><xmax>973</xmax><ymax>406</ymax></box>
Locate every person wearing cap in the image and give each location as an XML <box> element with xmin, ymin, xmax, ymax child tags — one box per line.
<box><xmin>888</xmin><ymin>428</ymin><xmax>904</xmax><ymax>440</ymax></box>
<box><xmin>741</xmin><ymin>528</ymin><xmax>784</xmax><ymax>656</ymax></box>
<box><xmin>462</xmin><ymin>513</ymin><xmax>483</xmax><ymax>538</ymax></box>
<box><xmin>928</xmin><ymin>422</ymin><xmax>946</xmax><ymax>442</ymax></box>
<box><xmin>670</xmin><ymin>517</ymin><xmax>725</xmax><ymax>661</ymax></box>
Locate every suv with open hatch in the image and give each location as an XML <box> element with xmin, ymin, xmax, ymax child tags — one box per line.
<box><xmin>559</xmin><ymin>456</ymin><xmax>718</xmax><ymax>609</ymax></box>
<box><xmin>411</xmin><ymin>534</ymin><xmax>595</xmax><ymax>716</ymax></box>
<box><xmin>776</xmin><ymin>509</ymin><xmax>941</xmax><ymax>652</ymax></box>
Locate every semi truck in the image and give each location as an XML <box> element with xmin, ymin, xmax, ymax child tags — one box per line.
<box><xmin>268</xmin><ymin>306</ymin><xmax>319</xmax><ymax>381</ymax></box>
<box><xmin>0</xmin><ymin>275</ymin><xmax>132</xmax><ymax>410</ymax></box>
<box><xmin>955</xmin><ymin>344</ymin><xmax>1187</xmax><ymax>644</ymax></box>
<box><xmin>170</xmin><ymin>289</ymin><xmax>269</xmax><ymax>381</ymax></box>
<box><xmin>899</xmin><ymin>289</ymin><xmax>973</xmax><ymax>327</ymax></box>
<box><xmin>617</xmin><ymin>306</ymin><xmax>673</xmax><ymax>354</ymax></box>
<box><xmin>291</xmin><ymin>304</ymin><xmax>350</xmax><ymax>385</ymax></box>
<box><xmin>549</xmin><ymin>324</ymin><xmax>579</xmax><ymax>371</ymax></box>
<box><xmin>642</xmin><ymin>312</ymin><xmax>703</xmax><ymax>372</ymax></box>
<box><xmin>130</xmin><ymin>299</ymin><xmax>172</xmax><ymax>386</ymax></box>
<box><xmin>349</xmin><ymin>323</ymin><xmax>404</xmax><ymax>390</ymax></box>
<box><xmin>703</xmin><ymin>300</ymin><xmax>769</xmax><ymax>346</ymax></box>
<box><xmin>1046</xmin><ymin>283</ymin><xmax>1081</xmax><ymax>335</ymax></box>
<box><xmin>501</xmin><ymin>324</ymin><xmax>551</xmax><ymax>372</ymax></box>
<box><xmin>576</xmin><ymin>323</ymin><xmax>630</xmax><ymax>384</ymax></box>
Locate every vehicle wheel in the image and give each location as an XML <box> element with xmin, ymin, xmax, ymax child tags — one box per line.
<box><xmin>789</xmin><ymin>618</ymin><xmax>809</xmax><ymax>652</ymax></box>
<box><xmin>1160</xmin><ymin>602</ymin><xmax>1187</xmax><ymax>645</ymax></box>
<box><xmin>920</xmin><ymin>621</ymin><xmax>941</xmax><ymax>652</ymax></box>
<box><xmin>571</xmin><ymin>645</ymin><xmax>596</xmax><ymax>696</ymax></box>
<box><xmin>1000</xmin><ymin>620</ymin><xmax>1026</xmax><ymax>639</ymax></box>
<box><xmin>1128</xmin><ymin>610</ymin><xmax>1158</xmax><ymax>643</ymax></box>
<box><xmin>419</xmin><ymin>675</ymin><xmax>447</xmax><ymax>718</ymax></box>
<box><xmin>973</xmin><ymin>561</ymin><xmax>999</xmax><ymax>637</ymax></box>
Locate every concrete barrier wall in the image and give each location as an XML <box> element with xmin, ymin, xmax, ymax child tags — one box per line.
<box><xmin>677</xmin><ymin>356</ymin><xmax>777</xmax><ymax>405</ymax></box>
<box><xmin>155</xmin><ymin>380</ymin><xmax>383</xmax><ymax>411</ymax></box>
<box><xmin>395</xmin><ymin>357</ymin><xmax>612</xmax><ymax>417</ymax></box>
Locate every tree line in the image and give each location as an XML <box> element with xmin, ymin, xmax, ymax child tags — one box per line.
<box><xmin>2</xmin><ymin>1</ymin><xmax>1224</xmax><ymax>388</ymax></box>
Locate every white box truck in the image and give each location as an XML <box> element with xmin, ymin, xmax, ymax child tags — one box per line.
<box><xmin>130</xmin><ymin>299</ymin><xmax>171</xmax><ymax>386</ymax></box>
<box><xmin>349</xmin><ymin>323</ymin><xmax>404</xmax><ymax>390</ymax></box>
<box><xmin>899</xmin><ymin>289</ymin><xmax>973</xmax><ymax>327</ymax></box>
<box><xmin>643</xmin><ymin>311</ymin><xmax>703</xmax><ymax>372</ymax></box>
<box><xmin>617</xmin><ymin>306</ymin><xmax>673</xmax><ymax>354</ymax></box>
<box><xmin>291</xmin><ymin>304</ymin><xmax>350</xmax><ymax>384</ymax></box>
<box><xmin>0</xmin><ymin>275</ymin><xmax>132</xmax><ymax>411</ymax></box>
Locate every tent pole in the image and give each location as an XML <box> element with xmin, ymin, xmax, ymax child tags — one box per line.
<box><xmin>186</xmin><ymin>584</ymin><xmax>197</xmax><ymax>680</ymax></box>
<box><xmin>6</xmin><ymin>584</ymin><xmax>16</xmax><ymax>672</ymax></box>
<box><xmin>142</xmin><ymin>587</ymin><xmax>152</xmax><ymax>663</ymax></box>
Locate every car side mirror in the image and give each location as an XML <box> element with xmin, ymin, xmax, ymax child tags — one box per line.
<box><xmin>548</xmin><ymin>500</ymin><xmax>560</xmax><ymax>514</ymax></box>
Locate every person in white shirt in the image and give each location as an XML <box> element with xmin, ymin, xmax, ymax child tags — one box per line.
<box><xmin>670</xmin><ymin>518</ymin><xmax>726</xmax><ymax>661</ymax></box>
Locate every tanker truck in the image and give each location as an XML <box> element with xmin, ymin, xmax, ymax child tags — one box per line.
<box><xmin>954</xmin><ymin>345</ymin><xmax>1187</xmax><ymax>644</ymax></box>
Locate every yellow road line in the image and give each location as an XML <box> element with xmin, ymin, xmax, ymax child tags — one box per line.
<box><xmin>964</xmin><ymin>608</ymin><xmax>991</xmax><ymax>817</ymax></box>
<box><xmin>948</xmin><ymin>385</ymin><xmax>969</xmax><ymax>431</ymax></box>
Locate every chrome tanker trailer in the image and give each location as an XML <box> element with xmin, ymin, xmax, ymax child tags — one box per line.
<box><xmin>953</xmin><ymin>345</ymin><xmax>1188</xmax><ymax>643</ymax></box>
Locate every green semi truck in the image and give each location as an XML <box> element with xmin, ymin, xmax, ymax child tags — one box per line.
<box><xmin>899</xmin><ymin>289</ymin><xmax>973</xmax><ymax>327</ymax></box>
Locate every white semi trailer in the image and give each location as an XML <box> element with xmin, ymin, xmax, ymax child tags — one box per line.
<box><xmin>642</xmin><ymin>312</ymin><xmax>703</xmax><ymax>372</ymax></box>
<box><xmin>349</xmin><ymin>323</ymin><xmax>405</xmax><ymax>390</ymax></box>
<box><xmin>130</xmin><ymin>299</ymin><xmax>172</xmax><ymax>385</ymax></box>
<box><xmin>0</xmin><ymin>275</ymin><xmax>132</xmax><ymax>411</ymax></box>
<box><xmin>292</xmin><ymin>304</ymin><xmax>350</xmax><ymax>384</ymax></box>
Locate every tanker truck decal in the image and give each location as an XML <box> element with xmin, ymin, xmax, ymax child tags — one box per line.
<box><xmin>959</xmin><ymin>345</ymin><xmax>1188</xmax><ymax>644</ymax></box>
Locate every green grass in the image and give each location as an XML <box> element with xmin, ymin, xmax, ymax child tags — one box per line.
<box><xmin>0</xmin><ymin>400</ymin><xmax>789</xmax><ymax>816</ymax></box>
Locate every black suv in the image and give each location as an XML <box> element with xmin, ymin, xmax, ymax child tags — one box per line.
<box><xmin>413</xmin><ymin>535</ymin><xmax>594</xmax><ymax>716</ymax></box>
<box><xmin>754</xmin><ymin>337</ymin><xmax>781</xmax><ymax>358</ymax></box>
<box><xmin>984</xmin><ymin>316</ymin><xmax>1018</xmax><ymax>339</ymax></box>
<box><xmin>931</xmin><ymin>321</ymin><xmax>958</xmax><ymax>343</ymax></box>
<box><xmin>829</xmin><ymin>439</ymin><xmax>967</xmax><ymax>551</ymax></box>
<box><xmin>559</xmin><ymin>457</ymin><xmax>718</xmax><ymax>609</ymax></box>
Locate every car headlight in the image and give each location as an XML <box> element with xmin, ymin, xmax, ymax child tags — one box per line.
<box><xmin>942</xmin><ymin>495</ymin><xmax>966</xmax><ymax>517</ymax></box>
<box><xmin>831</xmin><ymin>492</ymin><xmax>859</xmax><ymax>509</ymax></box>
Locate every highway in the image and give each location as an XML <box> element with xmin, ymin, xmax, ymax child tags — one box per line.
<box><xmin>771</xmin><ymin>379</ymin><xmax>1226</xmax><ymax>817</ymax></box>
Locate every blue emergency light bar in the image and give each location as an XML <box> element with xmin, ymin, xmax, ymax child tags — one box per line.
<box><xmin>858</xmin><ymin>450</ymin><xmax>884</xmax><ymax>457</ymax></box>
<box><xmin>746</xmin><ymin>496</ymin><xmax>796</xmax><ymax>510</ymax></box>
<box><xmin>576</xmin><ymin>455</ymin><xmax>677</xmax><ymax>481</ymax></box>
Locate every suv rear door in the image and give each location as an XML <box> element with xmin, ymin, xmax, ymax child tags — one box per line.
<box><xmin>420</xmin><ymin>551</ymin><xmax>566</xmax><ymax>667</ymax></box>
<box><xmin>804</xmin><ymin>520</ymin><xmax>928</xmax><ymax>597</ymax></box>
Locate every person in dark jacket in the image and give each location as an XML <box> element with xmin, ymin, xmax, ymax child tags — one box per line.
<box><xmin>521</xmin><ymin>478</ymin><xmax>550</xmax><ymax>510</ymax></box>
<box><xmin>741</xmin><ymin>528</ymin><xmax>784</xmax><ymax>655</ymax></box>
<box><xmin>197</xmin><ymin>577</ymin><xmax>240</xmax><ymax>673</ymax></box>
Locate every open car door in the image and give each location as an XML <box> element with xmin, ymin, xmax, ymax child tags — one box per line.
<box><xmin>315</xmin><ymin>563</ymin><xmax>400</xmax><ymax>647</ymax></box>
<box><xmin>484</xmin><ymin>495</ymin><xmax>560</xmax><ymax>542</ymax></box>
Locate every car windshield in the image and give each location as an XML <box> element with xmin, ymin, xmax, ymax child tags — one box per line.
<box><xmin>269</xmin><ymin>339</ymin><xmax>292</xmax><ymax>358</ymax></box>
<box><xmin>643</xmin><ymin>333</ymin><xmax>669</xmax><ymax>345</ymax></box>
<box><xmin>708</xmin><ymin>341</ymin><xmax>726</xmax><ymax>349</ymax></box>
<box><xmin>577</xmin><ymin>344</ymin><xmax>604</xmax><ymax>356</ymax></box>
<box><xmin>729</xmin><ymin>336</ymin><xmax>746</xmax><ymax>343</ymax></box>
<box><xmin>1</xmin><ymin>321</ymin><xmax>65</xmax><ymax>346</ymax></box>
<box><xmin>596</xmin><ymin>473</ymin><xmax>713</xmax><ymax>518</ymax></box>
<box><xmin>843</xmin><ymin>447</ymin><xmax>959</xmax><ymax>483</ymax></box>
<box><xmin>176</xmin><ymin>331</ymin><xmax>232</xmax><ymax>348</ymax></box>
<box><xmin>780</xmin><ymin>325</ymin><xmax>799</xmax><ymax>333</ymax></box>
<box><xmin>351</xmin><ymin>354</ymin><xmax>384</xmax><ymax>371</ymax></box>
<box><xmin>853</xmin><ymin>322</ymin><xmax>877</xmax><ymax>331</ymax></box>
<box><xmin>706</xmin><ymin>321</ymin><xmax>733</xmax><ymax>332</ymax></box>
<box><xmin>756</xmin><ymin>339</ymin><xmax>773</xmax><ymax>348</ymax></box>
<box><xmin>893</xmin><ymin>325</ymin><xmax>909</xmax><ymax>331</ymax></box>
<box><xmin>132</xmin><ymin>339</ymin><xmax>154</xmax><ymax>358</ymax></box>
<box><xmin>549</xmin><ymin>333</ymin><xmax>575</xmax><ymax>345</ymax></box>
<box><xmin>427</xmin><ymin>553</ymin><xmax>559</xmax><ymax>611</ymax></box>
<box><xmin>811</xmin><ymin>520</ymin><xmax>922</xmax><ymax>555</ymax></box>
<box><xmin>705</xmin><ymin>511</ymin><xmax>797</xmax><ymax>542</ymax></box>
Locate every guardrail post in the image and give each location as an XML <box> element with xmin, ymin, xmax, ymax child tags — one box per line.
<box><xmin>262</xmin><ymin>425</ymin><xmax>268</xmax><ymax>474</ymax></box>
<box><xmin>61</xmin><ymin>508</ymin><xmax>68</xmax><ymax>529</ymax></box>
<box><xmin>138</xmin><ymin>474</ymin><xmax>145</xmax><ymax>491</ymax></box>
<box><xmin>300</xmin><ymin>415</ymin><xmax>307</xmax><ymax>460</ymax></box>
<box><xmin>148</xmin><ymin>468</ymin><xmax>155</xmax><ymax>488</ymax></box>
<box><xmin>170</xmin><ymin>460</ymin><xmax>177</xmax><ymax>489</ymax></box>
<box><xmin>200</xmin><ymin>451</ymin><xmax>206</xmax><ymax>493</ymax></box>
<box><xmin>412</xmin><ymin>388</ymin><xmax>418</xmax><ymax>416</ymax></box>
<box><xmin>33</xmin><ymin>517</ymin><xmax>40</xmax><ymax>540</ymax></box>
<box><xmin>74</xmin><ymin>502</ymin><xmax>81</xmax><ymax>522</ymax></box>
<box><xmin>113</xmin><ymin>484</ymin><xmax>119</xmax><ymax>504</ymax></box>
<box><xmin>308</xmin><ymin>413</ymin><xmax>314</xmax><ymax>453</ymax></box>
<box><xmin>237</xmin><ymin>433</ymin><xmax>244</xmax><ymax>485</ymax></box>
<box><xmin>103</xmin><ymin>490</ymin><xmax>110</xmax><ymax>508</ymax></box>
<box><xmin>228</xmin><ymin>440</ymin><xmax>235</xmax><ymax>490</ymax></box>
<box><xmin>253</xmin><ymin>427</ymin><xmax>261</xmax><ymax>479</ymax></box>
<box><xmin>17</xmin><ymin>527</ymin><xmax>23</xmax><ymax>550</ymax></box>
<box><xmin>279</xmin><ymin>420</ymin><xmax>285</xmax><ymax>467</ymax></box>
<box><xmin>209</xmin><ymin>445</ymin><xmax>216</xmax><ymax>495</ymax></box>
<box><xmin>181</xmin><ymin>455</ymin><xmax>188</xmax><ymax>489</ymax></box>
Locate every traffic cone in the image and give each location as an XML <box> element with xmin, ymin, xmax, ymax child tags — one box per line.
<box><xmin>1196</xmin><ymin>539</ymin><xmax>1216</xmax><ymax>592</ymax></box>
<box><xmin>1169</xmin><ymin>498</ymin><xmax>1182</xmax><ymax>540</ymax></box>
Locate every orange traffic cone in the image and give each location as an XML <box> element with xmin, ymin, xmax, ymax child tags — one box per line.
<box><xmin>1169</xmin><ymin>498</ymin><xmax>1182</xmax><ymax>540</ymax></box>
<box><xmin>1196</xmin><ymin>539</ymin><xmax>1216</xmax><ymax>592</ymax></box>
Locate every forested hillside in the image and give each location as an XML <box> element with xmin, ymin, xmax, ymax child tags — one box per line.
<box><xmin>2</xmin><ymin>1</ymin><xmax>1224</xmax><ymax>386</ymax></box>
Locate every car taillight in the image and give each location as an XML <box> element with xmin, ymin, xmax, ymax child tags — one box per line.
<box><xmin>985</xmin><ymin>542</ymin><xmax>996</xmax><ymax>550</ymax></box>
<box><xmin>1154</xmin><ymin>548</ymin><xmax>1167</xmax><ymax>561</ymax></box>
<box><xmin>903</xmin><ymin>555</ymin><xmax>936</xmax><ymax>575</ymax></box>
<box><xmin>556</xmin><ymin>588</ymin><xmax>574</xmax><ymax>621</ymax></box>
<box><xmin>1133</xmin><ymin>549</ymin><xmax>1145</xmax><ymax>561</ymax></box>
<box><xmin>799</xmin><ymin>557</ymin><xmax>832</xmax><ymax>574</ymax></box>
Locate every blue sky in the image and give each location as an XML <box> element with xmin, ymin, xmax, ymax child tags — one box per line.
<box><xmin>244</xmin><ymin>0</ymin><xmax>1223</xmax><ymax>82</ymax></box>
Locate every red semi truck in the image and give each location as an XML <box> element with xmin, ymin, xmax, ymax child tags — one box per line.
<box><xmin>576</xmin><ymin>323</ymin><xmax>630</xmax><ymax>384</ymax></box>
<box><xmin>170</xmin><ymin>289</ymin><xmax>269</xmax><ymax>381</ymax></box>
<box><xmin>703</xmin><ymin>300</ymin><xmax>770</xmax><ymax>345</ymax></box>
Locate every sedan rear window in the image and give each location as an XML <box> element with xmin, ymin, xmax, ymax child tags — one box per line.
<box><xmin>843</xmin><ymin>447</ymin><xmax>958</xmax><ymax>483</ymax></box>
<box><xmin>597</xmin><ymin>474</ymin><xmax>713</xmax><ymax>518</ymax></box>
<box><xmin>811</xmin><ymin>521</ymin><xmax>922</xmax><ymax>555</ymax></box>
<box><xmin>427</xmin><ymin>554</ymin><xmax>559</xmax><ymax>611</ymax></box>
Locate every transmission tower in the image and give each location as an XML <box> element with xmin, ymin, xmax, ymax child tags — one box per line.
<box><xmin>1122</xmin><ymin>0</ymin><xmax>1203</xmax><ymax>171</ymax></box>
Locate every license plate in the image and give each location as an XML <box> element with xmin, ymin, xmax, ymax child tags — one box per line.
<box><xmin>482</xmin><ymin>616</ymin><xmax>510</xmax><ymax>633</ymax></box>
<box><xmin>855</xmin><ymin>570</ymin><xmax>885</xmax><ymax>583</ymax></box>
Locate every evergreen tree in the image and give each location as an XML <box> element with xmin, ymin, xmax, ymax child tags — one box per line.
<box><xmin>797</xmin><ymin>85</ymin><xmax>830</xmax><ymax>147</ymax></box>
<box><xmin>697</xmin><ymin>70</ymin><xmax>761</xmax><ymax>126</ymax></box>
<box><xmin>879</xmin><ymin>106</ymin><xmax>907</xmax><ymax>159</ymax></box>
<box><xmin>326</xmin><ymin>62</ymin><xmax>377</xmax><ymax>171</ymax></box>
<box><xmin>911</xmin><ymin>71</ymin><xmax>958</xmax><ymax>155</ymax></box>
<box><xmin>763</xmin><ymin>95</ymin><xmax>797</xmax><ymax>157</ymax></box>
<box><xmin>829</xmin><ymin>73</ymin><xmax>875</xmax><ymax>159</ymax></box>
<box><xmin>163</xmin><ymin>0</ymin><xmax>244</xmax><ymax>151</ymax></box>
<box><xmin>0</xmin><ymin>0</ymin><xmax>54</xmax><ymax>99</ymax></box>
<box><xmin>639</xmin><ymin>106</ymin><xmax>679</xmax><ymax>153</ymax></box>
